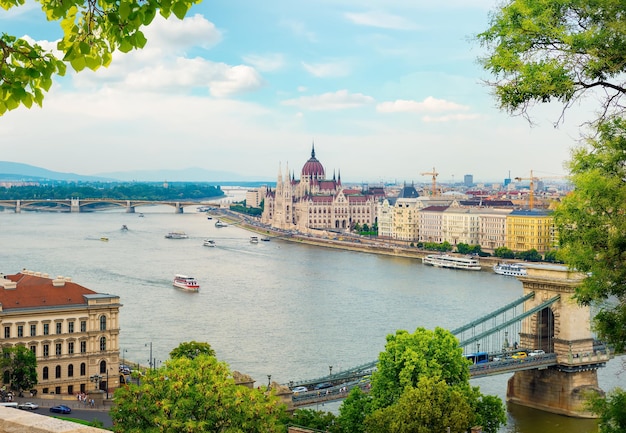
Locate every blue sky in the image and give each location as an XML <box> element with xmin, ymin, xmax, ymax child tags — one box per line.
<box><xmin>1</xmin><ymin>0</ymin><xmax>589</xmax><ymax>183</ymax></box>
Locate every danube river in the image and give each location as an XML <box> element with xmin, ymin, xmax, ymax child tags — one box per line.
<box><xmin>0</xmin><ymin>206</ymin><xmax>621</xmax><ymax>433</ymax></box>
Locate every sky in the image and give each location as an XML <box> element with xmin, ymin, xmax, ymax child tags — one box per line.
<box><xmin>0</xmin><ymin>0</ymin><xmax>593</xmax><ymax>183</ymax></box>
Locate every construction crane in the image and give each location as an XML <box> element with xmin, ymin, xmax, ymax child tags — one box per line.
<box><xmin>420</xmin><ymin>167</ymin><xmax>439</xmax><ymax>196</ymax></box>
<box><xmin>514</xmin><ymin>170</ymin><xmax>565</xmax><ymax>210</ymax></box>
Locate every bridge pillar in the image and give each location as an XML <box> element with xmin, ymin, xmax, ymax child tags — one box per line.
<box><xmin>70</xmin><ymin>198</ymin><xmax>81</xmax><ymax>213</ymax></box>
<box><xmin>126</xmin><ymin>201</ymin><xmax>135</xmax><ymax>213</ymax></box>
<box><xmin>174</xmin><ymin>202</ymin><xmax>183</xmax><ymax>214</ymax></box>
<box><xmin>15</xmin><ymin>200</ymin><xmax>21</xmax><ymax>213</ymax></box>
<box><xmin>507</xmin><ymin>264</ymin><xmax>607</xmax><ymax>417</ymax></box>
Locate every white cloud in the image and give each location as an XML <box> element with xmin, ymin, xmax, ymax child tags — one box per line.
<box><xmin>280</xmin><ymin>19</ymin><xmax>317</xmax><ymax>42</ymax></box>
<box><xmin>282</xmin><ymin>90</ymin><xmax>374</xmax><ymax>111</ymax></box>
<box><xmin>344</xmin><ymin>11</ymin><xmax>418</xmax><ymax>30</ymax></box>
<box><xmin>422</xmin><ymin>113</ymin><xmax>482</xmax><ymax>122</ymax></box>
<box><xmin>242</xmin><ymin>53</ymin><xmax>285</xmax><ymax>72</ymax></box>
<box><xmin>301</xmin><ymin>61</ymin><xmax>351</xmax><ymax>78</ymax></box>
<box><xmin>377</xmin><ymin>97</ymin><xmax>470</xmax><ymax>113</ymax></box>
<box><xmin>142</xmin><ymin>14</ymin><xmax>222</xmax><ymax>51</ymax></box>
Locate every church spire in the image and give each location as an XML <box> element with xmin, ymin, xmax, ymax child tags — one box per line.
<box><xmin>311</xmin><ymin>141</ymin><xmax>316</xmax><ymax>158</ymax></box>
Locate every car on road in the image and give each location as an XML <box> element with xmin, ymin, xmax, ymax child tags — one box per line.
<box><xmin>18</xmin><ymin>402</ymin><xmax>39</xmax><ymax>410</ymax></box>
<box><xmin>528</xmin><ymin>349</ymin><xmax>546</xmax><ymax>356</ymax></box>
<box><xmin>314</xmin><ymin>382</ymin><xmax>333</xmax><ymax>390</ymax></box>
<box><xmin>511</xmin><ymin>352</ymin><xmax>527</xmax><ymax>359</ymax></box>
<box><xmin>50</xmin><ymin>405</ymin><xmax>71</xmax><ymax>414</ymax></box>
<box><xmin>291</xmin><ymin>386</ymin><xmax>308</xmax><ymax>394</ymax></box>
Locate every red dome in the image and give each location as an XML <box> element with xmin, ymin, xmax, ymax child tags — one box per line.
<box><xmin>301</xmin><ymin>146</ymin><xmax>325</xmax><ymax>178</ymax></box>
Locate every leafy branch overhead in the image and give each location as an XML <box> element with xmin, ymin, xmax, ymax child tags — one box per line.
<box><xmin>0</xmin><ymin>0</ymin><xmax>201</xmax><ymax>115</ymax></box>
<box><xmin>476</xmin><ymin>0</ymin><xmax>626</xmax><ymax>124</ymax></box>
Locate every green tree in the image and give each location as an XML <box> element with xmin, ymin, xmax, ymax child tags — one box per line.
<box><xmin>365</xmin><ymin>377</ymin><xmax>472</xmax><ymax>433</ymax></box>
<box><xmin>515</xmin><ymin>249</ymin><xmax>542</xmax><ymax>262</ymax></box>
<box><xmin>494</xmin><ymin>246</ymin><xmax>515</xmax><ymax>259</ymax></box>
<box><xmin>554</xmin><ymin>118</ymin><xmax>626</xmax><ymax>352</ymax></box>
<box><xmin>169</xmin><ymin>341</ymin><xmax>216</xmax><ymax>360</ymax></box>
<box><xmin>587</xmin><ymin>388</ymin><xmax>626</xmax><ymax>433</ymax></box>
<box><xmin>111</xmin><ymin>353</ymin><xmax>286</xmax><ymax>432</ymax></box>
<box><xmin>290</xmin><ymin>408</ymin><xmax>337</xmax><ymax>432</ymax></box>
<box><xmin>335</xmin><ymin>387</ymin><xmax>371</xmax><ymax>433</ymax></box>
<box><xmin>477</xmin><ymin>0</ymin><xmax>626</xmax><ymax>124</ymax></box>
<box><xmin>0</xmin><ymin>0</ymin><xmax>201</xmax><ymax>115</ymax></box>
<box><xmin>456</xmin><ymin>243</ymin><xmax>472</xmax><ymax>254</ymax></box>
<box><xmin>1</xmin><ymin>346</ymin><xmax>37</xmax><ymax>396</ymax></box>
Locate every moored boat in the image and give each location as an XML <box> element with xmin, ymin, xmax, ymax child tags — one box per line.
<box><xmin>422</xmin><ymin>254</ymin><xmax>481</xmax><ymax>271</ymax></box>
<box><xmin>215</xmin><ymin>220</ymin><xmax>228</xmax><ymax>228</ymax></box>
<box><xmin>260</xmin><ymin>237</ymin><xmax>270</xmax><ymax>242</ymax></box>
<box><xmin>203</xmin><ymin>239</ymin><xmax>216</xmax><ymax>247</ymax></box>
<box><xmin>165</xmin><ymin>232</ymin><xmax>188</xmax><ymax>239</ymax></box>
<box><xmin>173</xmin><ymin>274</ymin><xmax>200</xmax><ymax>291</ymax></box>
<box><xmin>493</xmin><ymin>263</ymin><xmax>527</xmax><ymax>277</ymax></box>
<box><xmin>250</xmin><ymin>236</ymin><xmax>259</xmax><ymax>244</ymax></box>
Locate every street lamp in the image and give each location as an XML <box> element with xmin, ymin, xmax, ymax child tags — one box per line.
<box><xmin>329</xmin><ymin>365</ymin><xmax>333</xmax><ymax>377</ymax></box>
<box><xmin>90</xmin><ymin>374</ymin><xmax>102</xmax><ymax>391</ymax></box>
<box><xmin>145</xmin><ymin>342</ymin><xmax>153</xmax><ymax>370</ymax></box>
<box><xmin>267</xmin><ymin>374</ymin><xmax>271</xmax><ymax>390</ymax></box>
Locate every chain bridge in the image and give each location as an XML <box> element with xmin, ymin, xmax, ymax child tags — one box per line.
<box><xmin>283</xmin><ymin>265</ymin><xmax>612</xmax><ymax>418</ymax></box>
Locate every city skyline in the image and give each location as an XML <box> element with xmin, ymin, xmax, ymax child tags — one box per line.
<box><xmin>1</xmin><ymin>1</ymin><xmax>588</xmax><ymax>183</ymax></box>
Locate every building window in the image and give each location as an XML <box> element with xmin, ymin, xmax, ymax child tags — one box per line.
<box><xmin>43</xmin><ymin>344</ymin><xmax>49</xmax><ymax>357</ymax></box>
<box><xmin>80</xmin><ymin>363</ymin><xmax>86</xmax><ymax>376</ymax></box>
<box><xmin>68</xmin><ymin>385</ymin><xmax>73</xmax><ymax>395</ymax></box>
<box><xmin>17</xmin><ymin>325</ymin><xmax>23</xmax><ymax>338</ymax></box>
<box><xmin>80</xmin><ymin>341</ymin><xmax>86</xmax><ymax>354</ymax></box>
<box><xmin>55</xmin><ymin>343</ymin><xmax>62</xmax><ymax>356</ymax></box>
<box><xmin>56</xmin><ymin>322</ymin><xmax>62</xmax><ymax>334</ymax></box>
<box><xmin>100</xmin><ymin>360</ymin><xmax>107</xmax><ymax>374</ymax></box>
<box><xmin>68</xmin><ymin>342</ymin><xmax>74</xmax><ymax>355</ymax></box>
<box><xmin>55</xmin><ymin>386</ymin><xmax>61</xmax><ymax>395</ymax></box>
<box><xmin>99</xmin><ymin>316</ymin><xmax>107</xmax><ymax>331</ymax></box>
<box><xmin>30</xmin><ymin>346</ymin><xmax>36</xmax><ymax>355</ymax></box>
<box><xmin>4</xmin><ymin>327</ymin><xmax>9</xmax><ymax>339</ymax></box>
<box><xmin>55</xmin><ymin>365</ymin><xmax>61</xmax><ymax>379</ymax></box>
<box><xmin>43</xmin><ymin>367</ymin><xmax>49</xmax><ymax>380</ymax></box>
<box><xmin>68</xmin><ymin>322</ymin><xmax>74</xmax><ymax>334</ymax></box>
<box><xmin>30</xmin><ymin>324</ymin><xmax>36</xmax><ymax>337</ymax></box>
<box><xmin>43</xmin><ymin>324</ymin><xmax>49</xmax><ymax>335</ymax></box>
<box><xmin>68</xmin><ymin>364</ymin><xmax>74</xmax><ymax>377</ymax></box>
<box><xmin>80</xmin><ymin>321</ymin><xmax>87</xmax><ymax>333</ymax></box>
<box><xmin>100</xmin><ymin>337</ymin><xmax>106</xmax><ymax>351</ymax></box>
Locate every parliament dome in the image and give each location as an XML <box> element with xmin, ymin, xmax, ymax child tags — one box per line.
<box><xmin>301</xmin><ymin>145</ymin><xmax>325</xmax><ymax>179</ymax></box>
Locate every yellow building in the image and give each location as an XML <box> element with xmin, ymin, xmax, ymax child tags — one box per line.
<box><xmin>0</xmin><ymin>270</ymin><xmax>121</xmax><ymax>398</ymax></box>
<box><xmin>505</xmin><ymin>210</ymin><xmax>557</xmax><ymax>253</ymax></box>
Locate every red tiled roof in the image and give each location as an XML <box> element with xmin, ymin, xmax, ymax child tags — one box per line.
<box><xmin>0</xmin><ymin>272</ymin><xmax>98</xmax><ymax>310</ymax></box>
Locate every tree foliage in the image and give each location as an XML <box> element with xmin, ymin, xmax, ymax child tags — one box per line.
<box><xmin>587</xmin><ymin>388</ymin><xmax>626</xmax><ymax>433</ymax></box>
<box><xmin>290</xmin><ymin>409</ymin><xmax>337</xmax><ymax>432</ymax></box>
<box><xmin>0</xmin><ymin>0</ymin><xmax>201</xmax><ymax>115</ymax></box>
<box><xmin>1</xmin><ymin>346</ymin><xmax>37</xmax><ymax>395</ymax></box>
<box><xmin>169</xmin><ymin>341</ymin><xmax>216</xmax><ymax>360</ymax></box>
<box><xmin>111</xmin><ymin>346</ymin><xmax>286</xmax><ymax>432</ymax></box>
<box><xmin>554</xmin><ymin>117</ymin><xmax>626</xmax><ymax>352</ymax></box>
<box><xmin>477</xmin><ymin>0</ymin><xmax>626</xmax><ymax>124</ymax></box>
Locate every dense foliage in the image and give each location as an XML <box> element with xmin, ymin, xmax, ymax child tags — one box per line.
<box><xmin>477</xmin><ymin>0</ymin><xmax>626</xmax><ymax>124</ymax></box>
<box><xmin>0</xmin><ymin>182</ymin><xmax>223</xmax><ymax>201</ymax></box>
<box><xmin>1</xmin><ymin>346</ymin><xmax>37</xmax><ymax>396</ymax></box>
<box><xmin>0</xmin><ymin>0</ymin><xmax>200</xmax><ymax>115</ymax></box>
<box><xmin>112</xmin><ymin>342</ymin><xmax>286</xmax><ymax>433</ymax></box>
<box><xmin>169</xmin><ymin>341</ymin><xmax>216</xmax><ymax>360</ymax></box>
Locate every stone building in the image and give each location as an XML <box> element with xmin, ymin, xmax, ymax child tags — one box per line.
<box><xmin>262</xmin><ymin>145</ymin><xmax>384</xmax><ymax>232</ymax></box>
<box><xmin>0</xmin><ymin>270</ymin><xmax>121</xmax><ymax>397</ymax></box>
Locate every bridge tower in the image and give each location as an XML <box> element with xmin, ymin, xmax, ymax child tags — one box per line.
<box><xmin>125</xmin><ymin>201</ymin><xmax>135</xmax><ymax>213</ymax></box>
<box><xmin>70</xmin><ymin>198</ymin><xmax>81</xmax><ymax>213</ymax></box>
<box><xmin>507</xmin><ymin>264</ymin><xmax>610</xmax><ymax>417</ymax></box>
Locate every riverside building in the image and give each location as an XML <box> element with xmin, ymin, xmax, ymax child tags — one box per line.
<box><xmin>0</xmin><ymin>270</ymin><xmax>121</xmax><ymax>397</ymax></box>
<box><xmin>262</xmin><ymin>145</ymin><xmax>385</xmax><ymax>232</ymax></box>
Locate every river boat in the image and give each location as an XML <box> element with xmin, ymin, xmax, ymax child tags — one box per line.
<box><xmin>250</xmin><ymin>236</ymin><xmax>259</xmax><ymax>244</ymax></box>
<box><xmin>215</xmin><ymin>220</ymin><xmax>228</xmax><ymax>228</ymax></box>
<box><xmin>173</xmin><ymin>274</ymin><xmax>199</xmax><ymax>292</ymax></box>
<box><xmin>260</xmin><ymin>237</ymin><xmax>270</xmax><ymax>242</ymax></box>
<box><xmin>493</xmin><ymin>263</ymin><xmax>527</xmax><ymax>277</ymax></box>
<box><xmin>138</xmin><ymin>213</ymin><xmax>144</xmax><ymax>217</ymax></box>
<box><xmin>165</xmin><ymin>232</ymin><xmax>188</xmax><ymax>239</ymax></box>
<box><xmin>121</xmin><ymin>225</ymin><xmax>128</xmax><ymax>231</ymax></box>
<box><xmin>203</xmin><ymin>239</ymin><xmax>216</xmax><ymax>247</ymax></box>
<box><xmin>422</xmin><ymin>254</ymin><xmax>481</xmax><ymax>271</ymax></box>
<box><xmin>100</xmin><ymin>237</ymin><xmax>109</xmax><ymax>242</ymax></box>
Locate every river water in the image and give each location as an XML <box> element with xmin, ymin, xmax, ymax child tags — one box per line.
<box><xmin>0</xmin><ymin>206</ymin><xmax>621</xmax><ymax>433</ymax></box>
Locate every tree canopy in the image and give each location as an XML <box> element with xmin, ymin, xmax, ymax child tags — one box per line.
<box><xmin>554</xmin><ymin>117</ymin><xmax>626</xmax><ymax>352</ymax></box>
<box><xmin>477</xmin><ymin>0</ymin><xmax>626</xmax><ymax>124</ymax></box>
<box><xmin>111</xmin><ymin>342</ymin><xmax>286</xmax><ymax>433</ymax></box>
<box><xmin>0</xmin><ymin>0</ymin><xmax>200</xmax><ymax>115</ymax></box>
<box><xmin>169</xmin><ymin>341</ymin><xmax>216</xmax><ymax>360</ymax></box>
<box><xmin>1</xmin><ymin>346</ymin><xmax>37</xmax><ymax>396</ymax></box>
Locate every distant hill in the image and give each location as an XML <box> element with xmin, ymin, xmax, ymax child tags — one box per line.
<box><xmin>0</xmin><ymin>161</ymin><xmax>273</xmax><ymax>183</ymax></box>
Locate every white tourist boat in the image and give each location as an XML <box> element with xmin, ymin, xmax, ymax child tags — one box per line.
<box><xmin>422</xmin><ymin>254</ymin><xmax>482</xmax><ymax>271</ymax></box>
<box><xmin>493</xmin><ymin>263</ymin><xmax>527</xmax><ymax>277</ymax></box>
<box><xmin>165</xmin><ymin>231</ymin><xmax>188</xmax><ymax>239</ymax></box>
<box><xmin>203</xmin><ymin>239</ymin><xmax>216</xmax><ymax>247</ymax></box>
<box><xmin>173</xmin><ymin>274</ymin><xmax>200</xmax><ymax>292</ymax></box>
<box><xmin>250</xmin><ymin>236</ymin><xmax>259</xmax><ymax>244</ymax></box>
<box><xmin>215</xmin><ymin>220</ymin><xmax>228</xmax><ymax>228</ymax></box>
